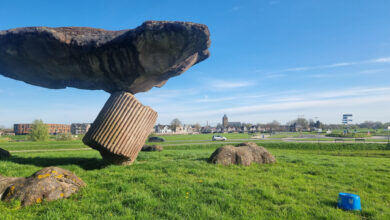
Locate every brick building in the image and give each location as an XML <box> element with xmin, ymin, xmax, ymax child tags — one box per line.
<box><xmin>71</xmin><ymin>123</ymin><xmax>91</xmax><ymax>135</ymax></box>
<box><xmin>14</xmin><ymin>123</ymin><xmax>71</xmax><ymax>135</ymax></box>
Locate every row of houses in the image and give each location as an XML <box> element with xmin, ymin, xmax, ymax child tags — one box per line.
<box><xmin>0</xmin><ymin>129</ymin><xmax>15</xmax><ymax>136</ymax></box>
<box><xmin>202</xmin><ymin>125</ymin><xmax>264</xmax><ymax>134</ymax></box>
<box><xmin>13</xmin><ymin>123</ymin><xmax>91</xmax><ymax>135</ymax></box>
<box><xmin>153</xmin><ymin>124</ymin><xmax>264</xmax><ymax>134</ymax></box>
<box><xmin>154</xmin><ymin>124</ymin><xmax>196</xmax><ymax>134</ymax></box>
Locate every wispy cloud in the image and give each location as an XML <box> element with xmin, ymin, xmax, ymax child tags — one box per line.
<box><xmin>228</xmin><ymin>6</ymin><xmax>242</xmax><ymax>12</ymax></box>
<box><xmin>307</xmin><ymin>74</ymin><xmax>332</xmax><ymax>78</ymax></box>
<box><xmin>316</xmin><ymin>87</ymin><xmax>390</xmax><ymax>99</ymax></box>
<box><xmin>358</xmin><ymin>69</ymin><xmax>385</xmax><ymax>74</ymax></box>
<box><xmin>264</xmin><ymin>73</ymin><xmax>286</xmax><ymax>78</ymax></box>
<box><xmin>371</xmin><ymin>57</ymin><xmax>390</xmax><ymax>63</ymax></box>
<box><xmin>136</xmin><ymin>88</ymin><xmax>199</xmax><ymax>103</ymax></box>
<box><xmin>193</xmin><ymin>96</ymin><xmax>236</xmax><ymax>103</ymax></box>
<box><xmin>211</xmin><ymin>80</ymin><xmax>255</xmax><ymax>89</ymax></box>
<box><xmin>271</xmin><ymin>97</ymin><xmax>305</xmax><ymax>102</ymax></box>
<box><xmin>262</xmin><ymin>56</ymin><xmax>390</xmax><ymax>75</ymax></box>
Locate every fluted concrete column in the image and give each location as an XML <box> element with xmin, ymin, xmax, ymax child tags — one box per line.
<box><xmin>83</xmin><ymin>91</ymin><xmax>157</xmax><ymax>165</ymax></box>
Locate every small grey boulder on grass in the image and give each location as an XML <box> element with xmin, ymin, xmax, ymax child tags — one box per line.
<box><xmin>0</xmin><ymin>167</ymin><xmax>86</xmax><ymax>206</ymax></box>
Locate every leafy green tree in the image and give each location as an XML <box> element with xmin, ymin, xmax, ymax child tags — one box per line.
<box><xmin>193</xmin><ymin>123</ymin><xmax>201</xmax><ymax>132</ymax></box>
<box><xmin>29</xmin><ymin>119</ymin><xmax>49</xmax><ymax>141</ymax></box>
<box><xmin>170</xmin><ymin>118</ymin><xmax>182</xmax><ymax>131</ymax></box>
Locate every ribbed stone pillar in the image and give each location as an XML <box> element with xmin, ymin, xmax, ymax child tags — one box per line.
<box><xmin>83</xmin><ymin>91</ymin><xmax>158</xmax><ymax>165</ymax></box>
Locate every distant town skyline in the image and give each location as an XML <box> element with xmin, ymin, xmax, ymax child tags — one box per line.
<box><xmin>1</xmin><ymin>1</ymin><xmax>390</xmax><ymax>128</ymax></box>
<box><xmin>2</xmin><ymin>112</ymin><xmax>389</xmax><ymax>129</ymax></box>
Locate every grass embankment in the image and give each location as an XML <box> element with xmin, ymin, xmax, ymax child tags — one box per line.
<box><xmin>0</xmin><ymin>140</ymin><xmax>87</xmax><ymax>152</ymax></box>
<box><xmin>0</xmin><ymin>140</ymin><xmax>389</xmax><ymax>219</ymax></box>
<box><xmin>154</xmin><ymin>133</ymin><xmax>255</xmax><ymax>141</ymax></box>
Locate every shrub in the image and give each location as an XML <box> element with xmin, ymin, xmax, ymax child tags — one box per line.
<box><xmin>29</xmin><ymin>119</ymin><xmax>49</xmax><ymax>142</ymax></box>
<box><xmin>56</xmin><ymin>133</ymin><xmax>73</xmax><ymax>141</ymax></box>
<box><xmin>325</xmin><ymin>133</ymin><xmax>371</xmax><ymax>138</ymax></box>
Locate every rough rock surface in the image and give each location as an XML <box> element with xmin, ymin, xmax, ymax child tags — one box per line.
<box><xmin>0</xmin><ymin>148</ymin><xmax>11</xmax><ymax>159</ymax></box>
<box><xmin>0</xmin><ymin>21</ymin><xmax>210</xmax><ymax>93</ymax></box>
<box><xmin>237</xmin><ymin>142</ymin><xmax>259</xmax><ymax>148</ymax></box>
<box><xmin>142</xmin><ymin>145</ymin><xmax>163</xmax><ymax>152</ymax></box>
<box><xmin>0</xmin><ymin>167</ymin><xmax>86</xmax><ymax>206</ymax></box>
<box><xmin>208</xmin><ymin>142</ymin><xmax>276</xmax><ymax>166</ymax></box>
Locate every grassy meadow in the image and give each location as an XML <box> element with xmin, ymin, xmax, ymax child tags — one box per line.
<box><xmin>0</xmin><ymin>136</ymin><xmax>390</xmax><ymax>219</ymax></box>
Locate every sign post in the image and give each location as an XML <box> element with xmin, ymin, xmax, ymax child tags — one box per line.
<box><xmin>388</xmin><ymin>126</ymin><xmax>390</xmax><ymax>144</ymax></box>
<box><xmin>342</xmin><ymin>114</ymin><xmax>353</xmax><ymax>134</ymax></box>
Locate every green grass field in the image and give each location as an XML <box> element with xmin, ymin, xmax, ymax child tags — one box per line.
<box><xmin>1</xmin><ymin>138</ymin><xmax>390</xmax><ymax>219</ymax></box>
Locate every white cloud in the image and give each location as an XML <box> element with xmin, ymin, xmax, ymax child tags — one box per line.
<box><xmin>276</xmin><ymin>62</ymin><xmax>356</xmax><ymax>74</ymax></box>
<box><xmin>307</xmin><ymin>74</ymin><xmax>332</xmax><ymax>78</ymax></box>
<box><xmin>264</xmin><ymin>56</ymin><xmax>390</xmax><ymax>75</ymax></box>
<box><xmin>193</xmin><ymin>96</ymin><xmax>236</xmax><ymax>103</ymax></box>
<box><xmin>136</xmin><ymin>88</ymin><xmax>199</xmax><ymax>104</ymax></box>
<box><xmin>271</xmin><ymin>97</ymin><xmax>305</xmax><ymax>102</ymax></box>
<box><xmin>264</xmin><ymin>73</ymin><xmax>286</xmax><ymax>78</ymax></box>
<box><xmin>371</xmin><ymin>57</ymin><xmax>390</xmax><ymax>63</ymax></box>
<box><xmin>316</xmin><ymin>87</ymin><xmax>390</xmax><ymax>99</ymax></box>
<box><xmin>325</xmin><ymin>62</ymin><xmax>355</xmax><ymax>68</ymax></box>
<box><xmin>358</xmin><ymin>69</ymin><xmax>385</xmax><ymax>74</ymax></box>
<box><xmin>211</xmin><ymin>80</ymin><xmax>255</xmax><ymax>89</ymax></box>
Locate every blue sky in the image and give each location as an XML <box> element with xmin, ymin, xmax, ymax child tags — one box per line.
<box><xmin>1</xmin><ymin>0</ymin><xmax>390</xmax><ymax>127</ymax></box>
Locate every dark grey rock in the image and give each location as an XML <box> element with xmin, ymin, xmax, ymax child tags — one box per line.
<box><xmin>148</xmin><ymin>136</ymin><xmax>165</xmax><ymax>142</ymax></box>
<box><xmin>142</xmin><ymin>145</ymin><xmax>163</xmax><ymax>152</ymax></box>
<box><xmin>0</xmin><ymin>148</ymin><xmax>11</xmax><ymax>159</ymax></box>
<box><xmin>0</xmin><ymin>21</ymin><xmax>210</xmax><ymax>93</ymax></box>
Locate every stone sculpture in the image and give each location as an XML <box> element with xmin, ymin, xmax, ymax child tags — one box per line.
<box><xmin>0</xmin><ymin>167</ymin><xmax>85</xmax><ymax>206</ymax></box>
<box><xmin>0</xmin><ymin>21</ymin><xmax>210</xmax><ymax>165</ymax></box>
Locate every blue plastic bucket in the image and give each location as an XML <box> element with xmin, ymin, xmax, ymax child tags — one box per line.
<box><xmin>338</xmin><ymin>193</ymin><xmax>361</xmax><ymax>211</ymax></box>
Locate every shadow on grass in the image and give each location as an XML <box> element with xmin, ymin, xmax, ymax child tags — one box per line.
<box><xmin>8</xmin><ymin>156</ymin><xmax>108</xmax><ymax>170</ymax></box>
<box><xmin>321</xmin><ymin>199</ymin><xmax>338</xmax><ymax>208</ymax></box>
<box><xmin>192</xmin><ymin>157</ymin><xmax>209</xmax><ymax>162</ymax></box>
<box><xmin>321</xmin><ymin>199</ymin><xmax>373</xmax><ymax>218</ymax></box>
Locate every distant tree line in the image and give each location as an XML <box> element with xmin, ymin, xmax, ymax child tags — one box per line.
<box><xmin>166</xmin><ymin>117</ymin><xmax>390</xmax><ymax>132</ymax></box>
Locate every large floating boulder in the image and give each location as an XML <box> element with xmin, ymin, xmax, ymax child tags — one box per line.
<box><xmin>0</xmin><ymin>167</ymin><xmax>86</xmax><ymax>206</ymax></box>
<box><xmin>208</xmin><ymin>142</ymin><xmax>276</xmax><ymax>166</ymax></box>
<box><xmin>0</xmin><ymin>21</ymin><xmax>210</xmax><ymax>94</ymax></box>
<box><xmin>0</xmin><ymin>21</ymin><xmax>210</xmax><ymax>165</ymax></box>
<box><xmin>0</xmin><ymin>148</ymin><xmax>11</xmax><ymax>159</ymax></box>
